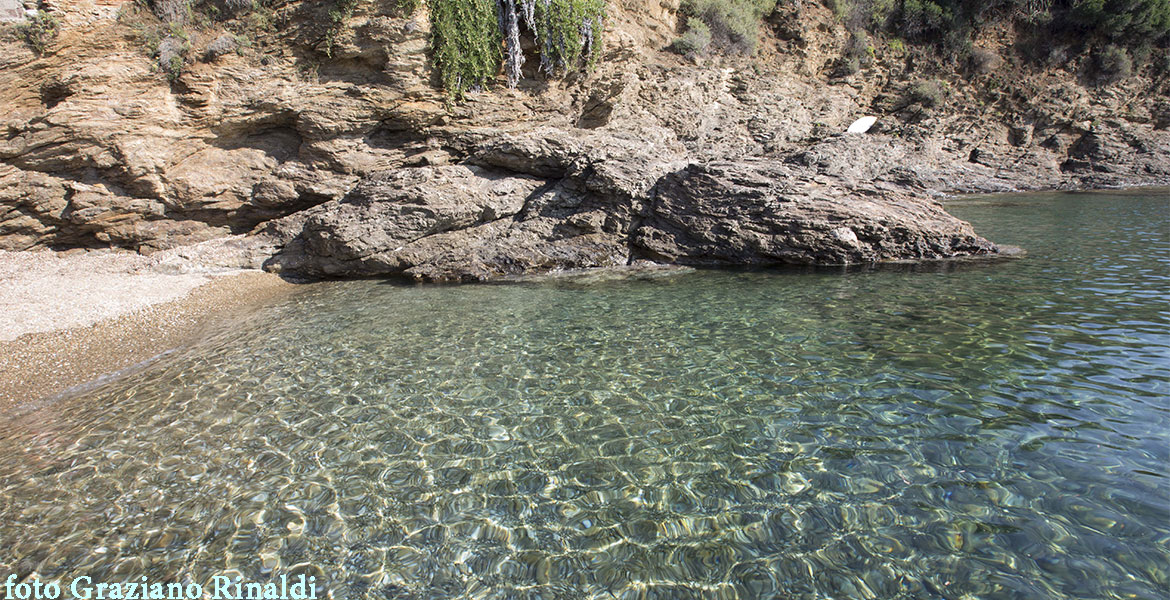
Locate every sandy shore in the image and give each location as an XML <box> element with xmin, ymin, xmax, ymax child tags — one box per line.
<box><xmin>0</xmin><ymin>249</ymin><xmax>297</xmax><ymax>409</ymax></box>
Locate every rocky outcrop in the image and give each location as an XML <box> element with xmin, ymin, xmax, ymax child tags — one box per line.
<box><xmin>0</xmin><ymin>1</ymin><xmax>443</xmax><ymax>252</ymax></box>
<box><xmin>263</xmin><ymin>132</ymin><xmax>997</xmax><ymax>282</ymax></box>
<box><xmin>633</xmin><ymin>161</ymin><xmax>995</xmax><ymax>267</ymax></box>
<box><xmin>263</xmin><ymin>129</ymin><xmax>679</xmax><ymax>280</ymax></box>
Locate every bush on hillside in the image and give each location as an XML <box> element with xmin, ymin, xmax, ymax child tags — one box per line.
<box><xmin>833</xmin><ymin>30</ymin><xmax>873</xmax><ymax>76</ymax></box>
<box><xmin>1072</xmin><ymin>0</ymin><xmax>1170</xmax><ymax>41</ymax></box>
<box><xmin>844</xmin><ymin>29</ymin><xmax>874</xmax><ymax>62</ymax></box>
<box><xmin>158</xmin><ymin>33</ymin><xmax>190</xmax><ymax>81</ymax></box>
<box><xmin>153</xmin><ymin>0</ymin><xmax>192</xmax><ymax>24</ymax></box>
<box><xmin>1094</xmin><ymin>44</ymin><xmax>1133</xmax><ymax>84</ymax></box>
<box><xmin>823</xmin><ymin>0</ymin><xmax>1169</xmax><ymax>68</ymax></box>
<box><xmin>679</xmin><ymin>0</ymin><xmax>777</xmax><ymax>54</ymax></box>
<box><xmin>323</xmin><ymin>0</ymin><xmax>359</xmax><ymax>57</ymax></box>
<box><xmin>19</xmin><ymin>12</ymin><xmax>59</xmax><ymax>56</ymax></box>
<box><xmin>206</xmin><ymin>0</ymin><xmax>254</xmax><ymax>14</ymax></box>
<box><xmin>204</xmin><ymin>33</ymin><xmax>239</xmax><ymax>60</ymax></box>
<box><xmin>670</xmin><ymin>17</ymin><xmax>713</xmax><ymax>56</ymax></box>
<box><xmin>907</xmin><ymin>79</ymin><xmax>945</xmax><ymax>106</ymax></box>
<box><xmin>1157</xmin><ymin>48</ymin><xmax>1170</xmax><ymax>73</ymax></box>
<box><xmin>899</xmin><ymin>0</ymin><xmax>951</xmax><ymax>39</ymax></box>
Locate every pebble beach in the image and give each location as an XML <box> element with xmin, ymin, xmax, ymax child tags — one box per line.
<box><xmin>0</xmin><ymin>249</ymin><xmax>295</xmax><ymax>408</ymax></box>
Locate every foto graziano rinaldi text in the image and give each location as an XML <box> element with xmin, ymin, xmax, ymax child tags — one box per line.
<box><xmin>5</xmin><ymin>574</ymin><xmax>320</xmax><ymax>600</ymax></box>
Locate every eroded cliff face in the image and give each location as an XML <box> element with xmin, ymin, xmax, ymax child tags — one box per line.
<box><xmin>1</xmin><ymin>1</ymin><xmax>444</xmax><ymax>252</ymax></box>
<box><xmin>0</xmin><ymin>1</ymin><xmax>1166</xmax><ymax>279</ymax></box>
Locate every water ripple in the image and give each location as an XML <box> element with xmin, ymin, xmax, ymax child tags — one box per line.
<box><xmin>0</xmin><ymin>189</ymin><xmax>1168</xmax><ymax>599</ymax></box>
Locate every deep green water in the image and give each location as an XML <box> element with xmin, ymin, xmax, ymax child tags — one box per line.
<box><xmin>1</xmin><ymin>189</ymin><xmax>1168</xmax><ymax>599</ymax></box>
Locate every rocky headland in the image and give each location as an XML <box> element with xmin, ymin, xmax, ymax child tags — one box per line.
<box><xmin>1</xmin><ymin>0</ymin><xmax>1167</xmax><ymax>283</ymax></box>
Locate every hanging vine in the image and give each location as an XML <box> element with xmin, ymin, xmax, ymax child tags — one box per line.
<box><xmin>410</xmin><ymin>0</ymin><xmax>606</xmax><ymax>99</ymax></box>
<box><xmin>429</xmin><ymin>0</ymin><xmax>503</xmax><ymax>97</ymax></box>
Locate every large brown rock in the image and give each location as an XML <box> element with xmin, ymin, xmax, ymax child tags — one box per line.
<box><xmin>632</xmin><ymin>162</ymin><xmax>997</xmax><ymax>266</ymax></box>
<box><xmin>265</xmin><ymin>166</ymin><xmax>546</xmax><ymax>278</ymax></box>
<box><xmin>263</xmin><ymin>133</ymin><xmax>998</xmax><ymax>282</ymax></box>
<box><xmin>262</xmin><ymin>154</ymin><xmax>641</xmax><ymax>281</ymax></box>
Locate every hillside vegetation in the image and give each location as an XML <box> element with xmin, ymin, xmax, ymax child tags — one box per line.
<box><xmin>134</xmin><ymin>0</ymin><xmax>604</xmax><ymax>98</ymax></box>
<box><xmin>125</xmin><ymin>0</ymin><xmax>1168</xmax><ymax>97</ymax></box>
<box><xmin>675</xmin><ymin>0</ymin><xmax>1169</xmax><ymax>78</ymax></box>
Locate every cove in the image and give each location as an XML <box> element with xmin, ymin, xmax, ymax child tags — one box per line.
<box><xmin>0</xmin><ymin>188</ymin><xmax>1167</xmax><ymax>599</ymax></box>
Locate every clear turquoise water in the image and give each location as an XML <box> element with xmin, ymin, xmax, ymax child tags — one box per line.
<box><xmin>1</xmin><ymin>189</ymin><xmax>1167</xmax><ymax>599</ymax></box>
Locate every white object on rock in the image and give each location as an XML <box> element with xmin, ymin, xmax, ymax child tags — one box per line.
<box><xmin>847</xmin><ymin>116</ymin><xmax>878</xmax><ymax>134</ymax></box>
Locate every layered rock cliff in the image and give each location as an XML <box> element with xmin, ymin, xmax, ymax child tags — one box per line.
<box><xmin>1</xmin><ymin>1</ymin><xmax>1166</xmax><ymax>280</ymax></box>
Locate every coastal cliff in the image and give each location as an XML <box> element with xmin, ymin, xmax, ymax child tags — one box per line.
<box><xmin>1</xmin><ymin>0</ymin><xmax>1166</xmax><ymax>280</ymax></box>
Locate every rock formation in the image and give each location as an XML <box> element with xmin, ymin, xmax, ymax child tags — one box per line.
<box><xmin>263</xmin><ymin>131</ymin><xmax>997</xmax><ymax>281</ymax></box>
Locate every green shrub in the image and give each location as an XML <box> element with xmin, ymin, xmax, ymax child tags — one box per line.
<box><xmin>19</xmin><ymin>12</ymin><xmax>59</xmax><ymax>56</ymax></box>
<box><xmin>323</xmin><ymin>0</ymin><xmax>359</xmax><ymax>58</ymax></box>
<box><xmin>844</xmin><ymin>30</ymin><xmax>872</xmax><ymax>61</ymax></box>
<box><xmin>679</xmin><ymin>0</ymin><xmax>777</xmax><ymax>54</ymax></box>
<box><xmin>204</xmin><ymin>33</ymin><xmax>239</xmax><ymax>60</ymax></box>
<box><xmin>907</xmin><ymin>79</ymin><xmax>946</xmax><ymax>107</ymax></box>
<box><xmin>670</xmin><ymin>17</ymin><xmax>712</xmax><ymax>55</ymax></box>
<box><xmin>828</xmin><ymin>1</ymin><xmax>1167</xmax><ymax>68</ymax></box>
<box><xmin>833</xmin><ymin>30</ymin><xmax>872</xmax><ymax>76</ymax></box>
<box><xmin>157</xmin><ymin>33</ymin><xmax>191</xmax><ymax>82</ymax></box>
<box><xmin>152</xmin><ymin>0</ymin><xmax>192</xmax><ymax>25</ymax></box>
<box><xmin>1072</xmin><ymin>0</ymin><xmax>1170</xmax><ymax>41</ymax></box>
<box><xmin>246</xmin><ymin>4</ymin><xmax>275</xmax><ymax>31</ymax></box>
<box><xmin>1094</xmin><ymin>44</ymin><xmax>1133</xmax><ymax>84</ymax></box>
<box><xmin>396</xmin><ymin>0</ymin><xmax>423</xmax><ymax>13</ymax></box>
<box><xmin>829</xmin><ymin>0</ymin><xmax>898</xmax><ymax>31</ymax></box>
<box><xmin>203</xmin><ymin>0</ymin><xmax>253</xmax><ymax>19</ymax></box>
<box><xmin>1157</xmin><ymin>48</ymin><xmax>1170</xmax><ymax>74</ymax></box>
<box><xmin>866</xmin><ymin>0</ymin><xmax>898</xmax><ymax>28</ymax></box>
<box><xmin>900</xmin><ymin>0</ymin><xmax>952</xmax><ymax>39</ymax></box>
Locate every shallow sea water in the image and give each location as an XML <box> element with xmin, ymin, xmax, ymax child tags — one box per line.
<box><xmin>1</xmin><ymin>189</ymin><xmax>1168</xmax><ymax>599</ymax></box>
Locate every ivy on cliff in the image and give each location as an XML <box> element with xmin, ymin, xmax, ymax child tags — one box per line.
<box><xmin>429</xmin><ymin>0</ymin><xmax>502</xmax><ymax>97</ymax></box>
<box><xmin>410</xmin><ymin>0</ymin><xmax>606</xmax><ymax>99</ymax></box>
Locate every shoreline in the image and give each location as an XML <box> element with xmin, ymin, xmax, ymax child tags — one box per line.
<box><xmin>940</xmin><ymin>183</ymin><xmax>1170</xmax><ymax>200</ymax></box>
<box><xmin>0</xmin><ymin>251</ymin><xmax>298</xmax><ymax>411</ymax></box>
<box><xmin>1</xmin><ymin>184</ymin><xmax>1158</xmax><ymax>409</ymax></box>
